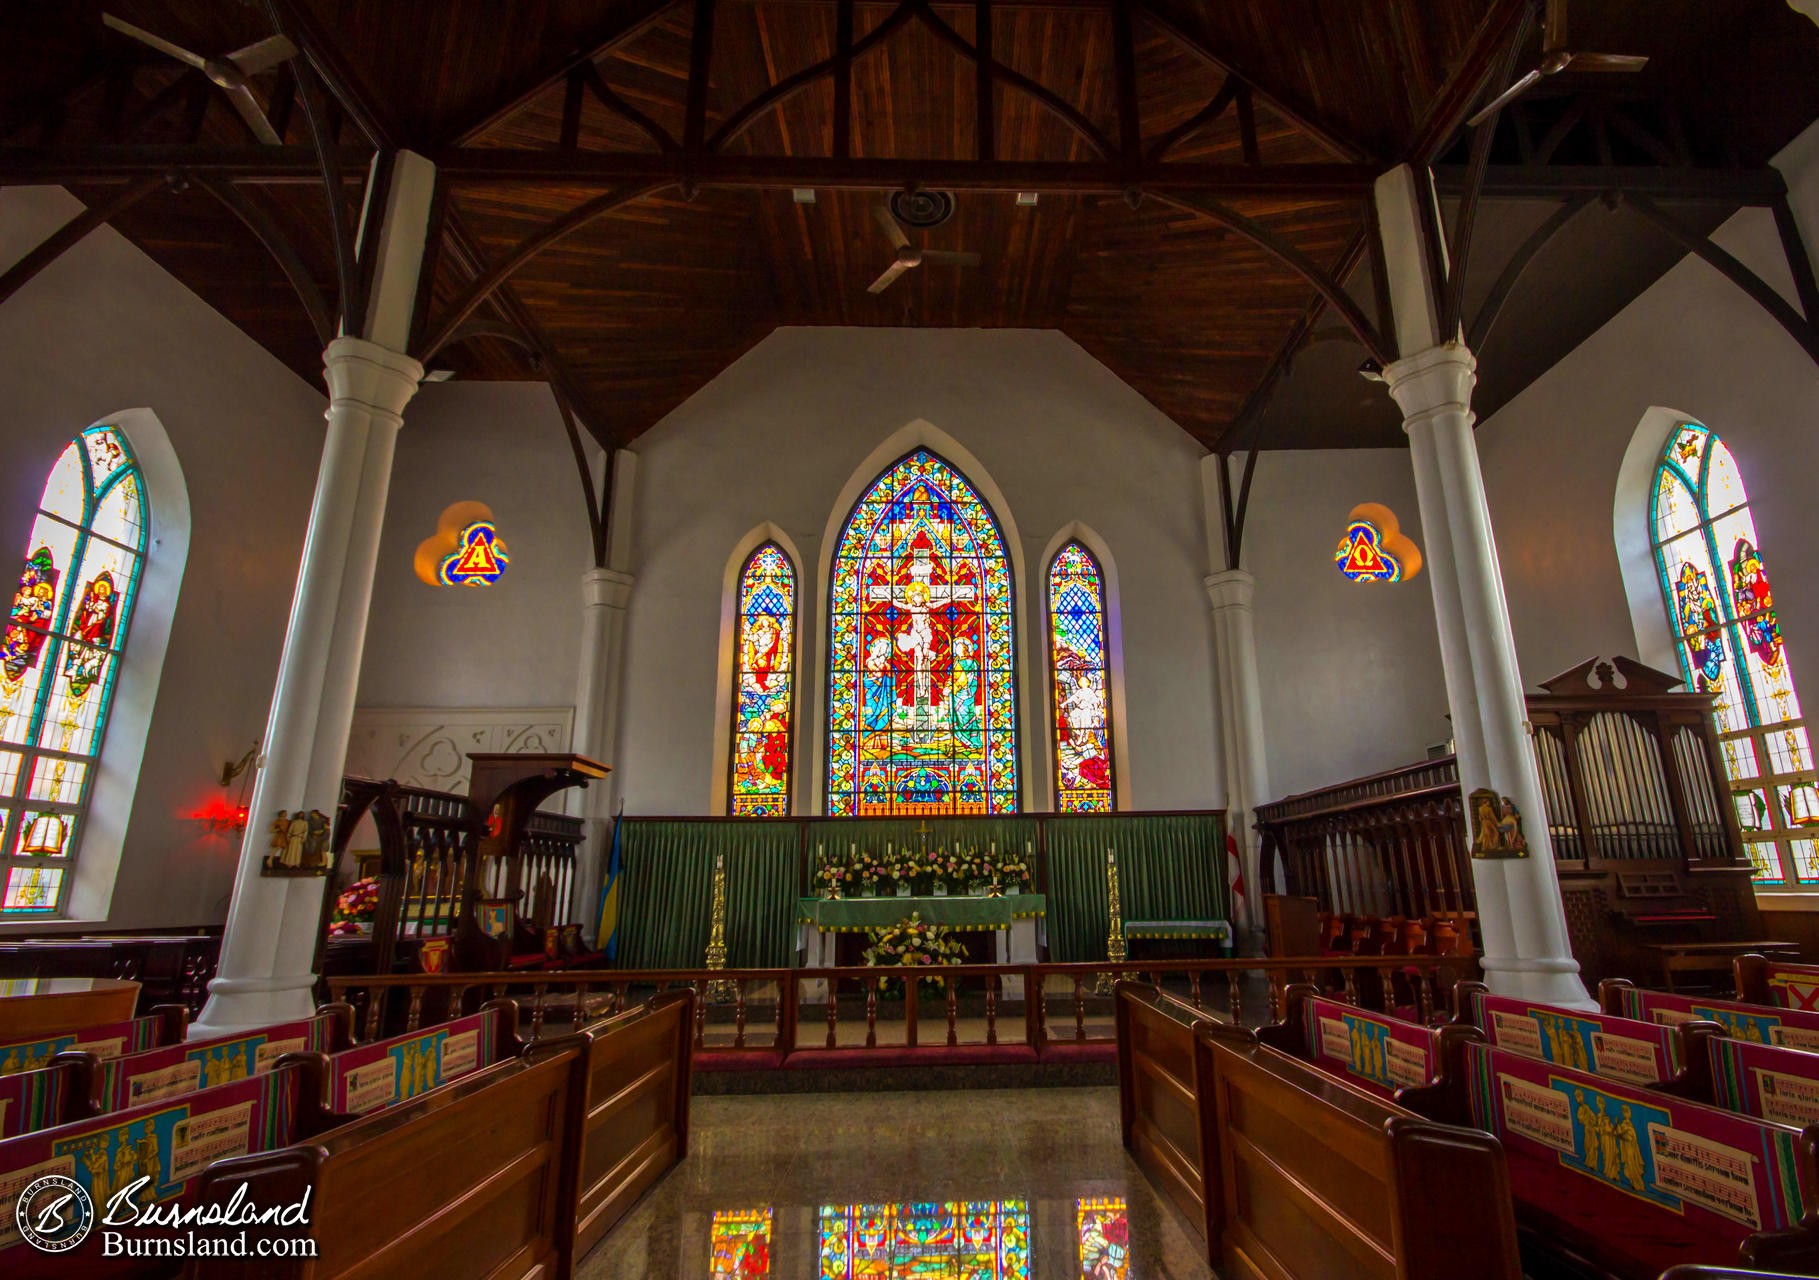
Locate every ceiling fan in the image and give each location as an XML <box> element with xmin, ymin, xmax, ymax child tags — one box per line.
<box><xmin>1467</xmin><ymin>0</ymin><xmax>1647</xmax><ymax>128</ymax></box>
<box><xmin>101</xmin><ymin>14</ymin><xmax>299</xmax><ymax>145</ymax></box>
<box><xmin>866</xmin><ymin>203</ymin><xmax>980</xmax><ymax>295</ymax></box>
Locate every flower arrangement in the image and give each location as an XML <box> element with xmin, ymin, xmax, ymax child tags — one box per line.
<box><xmin>814</xmin><ymin>842</ymin><xmax>1035</xmax><ymax>897</ymax></box>
<box><xmin>860</xmin><ymin>911</ymin><xmax>967</xmax><ymax>987</ymax></box>
<box><xmin>327</xmin><ymin>876</ymin><xmax>380</xmax><ymax>937</ymax></box>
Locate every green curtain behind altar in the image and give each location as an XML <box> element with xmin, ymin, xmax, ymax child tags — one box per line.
<box><xmin>611</xmin><ymin>812</ymin><xmax>1226</xmax><ymax>969</ymax></box>
<box><xmin>613</xmin><ymin>821</ymin><xmax>800</xmax><ymax>969</ymax></box>
<box><xmin>1043</xmin><ymin>813</ymin><xmax>1229</xmax><ymax>962</ymax></box>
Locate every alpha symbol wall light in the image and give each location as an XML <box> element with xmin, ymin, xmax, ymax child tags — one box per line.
<box><xmin>1335</xmin><ymin>502</ymin><xmax>1421</xmax><ymax>583</ymax></box>
<box><xmin>415</xmin><ymin>501</ymin><xmax>510</xmax><ymax>587</ymax></box>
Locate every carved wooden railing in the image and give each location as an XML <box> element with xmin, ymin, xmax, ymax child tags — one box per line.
<box><xmin>325</xmin><ymin>954</ymin><xmax>1466</xmax><ymax>1056</ymax></box>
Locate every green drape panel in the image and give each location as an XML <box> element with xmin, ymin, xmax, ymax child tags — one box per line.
<box><xmin>1044</xmin><ymin>814</ymin><xmax>1227</xmax><ymax>962</ymax></box>
<box><xmin>614</xmin><ymin>821</ymin><xmax>799</xmax><ymax>969</ymax></box>
<box><xmin>801</xmin><ymin>817</ymin><xmax>1041</xmax><ymax>861</ymax></box>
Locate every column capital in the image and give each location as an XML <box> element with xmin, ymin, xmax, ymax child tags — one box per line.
<box><xmin>1384</xmin><ymin>343</ymin><xmax>1477</xmax><ymax>432</ymax></box>
<box><xmin>582</xmin><ymin>565</ymin><xmax>635</xmax><ymax>609</ymax></box>
<box><xmin>322</xmin><ymin>336</ymin><xmax>424</xmax><ymax>427</ymax></box>
<box><xmin>1204</xmin><ymin>568</ymin><xmax>1256</xmax><ymax>613</ymax></box>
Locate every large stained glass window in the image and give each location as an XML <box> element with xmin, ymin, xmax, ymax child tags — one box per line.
<box><xmin>729</xmin><ymin>543</ymin><xmax>797</xmax><ymax>816</ymax></box>
<box><xmin>1652</xmin><ymin>420</ymin><xmax>1819</xmax><ymax>885</ymax></box>
<box><xmin>1</xmin><ymin>424</ymin><xmax>148</xmax><ymax>915</ymax></box>
<box><xmin>818</xmin><ymin>1201</ymin><xmax>1030</xmax><ymax>1278</ymax></box>
<box><xmin>711</xmin><ymin>1207</ymin><xmax>773</xmax><ymax>1277</ymax></box>
<box><xmin>1048</xmin><ymin>542</ymin><xmax>1115</xmax><ymax>812</ymax></box>
<box><xmin>827</xmin><ymin>449</ymin><xmax>1018</xmax><ymax>815</ymax></box>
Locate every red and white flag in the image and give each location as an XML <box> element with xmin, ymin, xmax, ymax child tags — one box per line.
<box><xmin>1226</xmin><ymin>831</ymin><xmax>1246</xmax><ymax>907</ymax></box>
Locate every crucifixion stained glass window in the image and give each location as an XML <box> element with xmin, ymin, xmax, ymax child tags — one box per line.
<box><xmin>1651</xmin><ymin>420</ymin><xmax>1819</xmax><ymax>885</ymax></box>
<box><xmin>1049</xmin><ymin>542</ymin><xmax>1115</xmax><ymax>812</ymax></box>
<box><xmin>729</xmin><ymin>543</ymin><xmax>796</xmax><ymax>815</ymax></box>
<box><xmin>1</xmin><ymin>424</ymin><xmax>148</xmax><ymax>915</ymax></box>
<box><xmin>827</xmin><ymin>448</ymin><xmax>1018</xmax><ymax>816</ymax></box>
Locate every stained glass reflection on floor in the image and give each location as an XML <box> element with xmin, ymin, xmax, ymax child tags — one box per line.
<box><xmin>583</xmin><ymin>1088</ymin><xmax>1211</xmax><ymax>1279</ymax></box>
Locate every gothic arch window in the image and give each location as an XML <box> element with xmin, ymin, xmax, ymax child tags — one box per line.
<box><xmin>728</xmin><ymin>542</ymin><xmax>797</xmax><ymax>815</ymax></box>
<box><xmin>827</xmin><ymin>448</ymin><xmax>1018</xmax><ymax>815</ymax></box>
<box><xmin>1651</xmin><ymin>420</ymin><xmax>1819</xmax><ymax>885</ymax></box>
<box><xmin>1048</xmin><ymin>541</ymin><xmax>1115</xmax><ymax>812</ymax></box>
<box><xmin>2</xmin><ymin>424</ymin><xmax>149</xmax><ymax>914</ymax></box>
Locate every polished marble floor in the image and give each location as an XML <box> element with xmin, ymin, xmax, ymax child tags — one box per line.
<box><xmin>578</xmin><ymin>1086</ymin><xmax>1214</xmax><ymax>1279</ymax></box>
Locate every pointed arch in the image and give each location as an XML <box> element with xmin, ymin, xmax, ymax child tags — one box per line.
<box><xmin>710</xmin><ymin>524</ymin><xmax>804</xmax><ymax>816</ymax></box>
<box><xmin>1638</xmin><ymin>415</ymin><xmax>1818</xmax><ymax>885</ymax></box>
<box><xmin>824</xmin><ymin>443</ymin><xmax>1020</xmax><ymax>815</ymax></box>
<box><xmin>1041</xmin><ymin>524</ymin><xmax>1130</xmax><ymax>812</ymax></box>
<box><xmin>2</xmin><ymin>409</ymin><xmax>189</xmax><ymax>919</ymax></box>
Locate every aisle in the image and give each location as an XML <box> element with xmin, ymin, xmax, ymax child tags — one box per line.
<box><xmin>578</xmin><ymin>1086</ymin><xmax>1214</xmax><ymax>1278</ymax></box>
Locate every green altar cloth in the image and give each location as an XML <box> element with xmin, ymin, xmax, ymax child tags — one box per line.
<box><xmin>797</xmin><ymin>894</ymin><xmax>1046</xmax><ymax>932</ymax></box>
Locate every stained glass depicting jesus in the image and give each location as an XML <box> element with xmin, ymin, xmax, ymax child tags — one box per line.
<box><xmin>827</xmin><ymin>449</ymin><xmax>1017</xmax><ymax>815</ymax></box>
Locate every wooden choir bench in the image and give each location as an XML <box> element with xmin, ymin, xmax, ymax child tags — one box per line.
<box><xmin>1114</xmin><ymin>980</ymin><xmax>1523</xmax><ymax>1280</ymax></box>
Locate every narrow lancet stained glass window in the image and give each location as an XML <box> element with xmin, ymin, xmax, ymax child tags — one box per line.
<box><xmin>827</xmin><ymin>448</ymin><xmax>1018</xmax><ymax>815</ymax></box>
<box><xmin>1</xmin><ymin>424</ymin><xmax>148</xmax><ymax>915</ymax></box>
<box><xmin>1049</xmin><ymin>542</ymin><xmax>1115</xmax><ymax>812</ymax></box>
<box><xmin>1651</xmin><ymin>421</ymin><xmax>1819</xmax><ymax>884</ymax></box>
<box><xmin>729</xmin><ymin>544</ymin><xmax>796</xmax><ymax>815</ymax></box>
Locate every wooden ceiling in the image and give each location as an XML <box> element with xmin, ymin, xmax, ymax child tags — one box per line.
<box><xmin>5</xmin><ymin>0</ymin><xmax>1818</xmax><ymax>451</ymax></box>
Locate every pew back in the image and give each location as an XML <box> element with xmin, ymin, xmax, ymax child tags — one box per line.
<box><xmin>0</xmin><ymin>1004</ymin><xmax>186</xmax><ymax>1075</ymax></box>
<box><xmin>1457</xmin><ymin>1038</ymin><xmax>1819</xmax><ymax>1279</ymax></box>
<box><xmin>1199</xmin><ymin>1031</ymin><xmax>1521</xmax><ymax>1280</ymax></box>
<box><xmin>571</xmin><ymin>988</ymin><xmax>695</xmax><ymax>1255</ymax></box>
<box><xmin>1114</xmin><ymin>981</ymin><xmax>1218</xmax><ymax>1247</ymax></box>
<box><xmin>325</xmin><ymin>1002</ymin><xmax>516</xmax><ymax>1115</ymax></box>
<box><xmin>1707</xmin><ymin>1034</ymin><xmax>1819</xmax><ymax>1129</ymax></box>
<box><xmin>1265</xmin><ymin>984</ymin><xmax>1441</xmax><ymax>1099</ymax></box>
<box><xmin>1602</xmin><ymin>979</ymin><xmax>1819</xmax><ymax>1052</ymax></box>
<box><xmin>1736</xmin><ymin>954</ymin><xmax>1819</xmax><ymax>1012</ymax></box>
<box><xmin>1460</xmin><ymin>984</ymin><xmax>1689</xmax><ymax>1085</ymax></box>
<box><xmin>0</xmin><ymin>1054</ymin><xmax>92</xmax><ymax>1138</ymax></box>
<box><xmin>97</xmin><ymin>1006</ymin><xmax>353</xmax><ymax>1112</ymax></box>
<box><xmin>188</xmin><ymin>1045</ymin><xmax>588</xmax><ymax>1280</ymax></box>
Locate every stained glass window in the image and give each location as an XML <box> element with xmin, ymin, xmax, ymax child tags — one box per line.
<box><xmin>1076</xmin><ymin>1197</ymin><xmax>1129</xmax><ymax>1279</ymax></box>
<box><xmin>1049</xmin><ymin>543</ymin><xmax>1115</xmax><ymax>812</ymax></box>
<box><xmin>729</xmin><ymin>543</ymin><xmax>796</xmax><ymax>815</ymax></box>
<box><xmin>1651</xmin><ymin>421</ymin><xmax>1819</xmax><ymax>885</ymax></box>
<box><xmin>1</xmin><ymin>424</ymin><xmax>148</xmax><ymax>915</ymax></box>
<box><xmin>826</xmin><ymin>449</ymin><xmax>1018</xmax><ymax>815</ymax></box>
<box><xmin>711</xmin><ymin>1207</ymin><xmax>773</xmax><ymax>1277</ymax></box>
<box><xmin>818</xmin><ymin>1201</ymin><xmax>1031</xmax><ymax>1278</ymax></box>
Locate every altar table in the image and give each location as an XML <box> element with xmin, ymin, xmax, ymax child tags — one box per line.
<box><xmin>797</xmin><ymin>895</ymin><xmax>1046</xmax><ymax>999</ymax></box>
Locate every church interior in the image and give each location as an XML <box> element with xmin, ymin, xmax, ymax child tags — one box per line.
<box><xmin>5</xmin><ymin>0</ymin><xmax>1819</xmax><ymax>1275</ymax></box>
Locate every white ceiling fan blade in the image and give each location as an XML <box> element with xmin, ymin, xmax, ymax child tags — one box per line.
<box><xmin>223</xmin><ymin>83</ymin><xmax>284</xmax><ymax>145</ymax></box>
<box><xmin>229</xmin><ymin>34</ymin><xmax>299</xmax><ymax>77</ymax></box>
<box><xmin>872</xmin><ymin>204</ymin><xmax>910</xmax><ymax>251</ymax></box>
<box><xmin>921</xmin><ymin>251</ymin><xmax>981</xmax><ymax>267</ymax></box>
<box><xmin>867</xmin><ymin>258</ymin><xmax>915</xmax><ymax>294</ymax></box>
<box><xmin>103</xmin><ymin>13</ymin><xmax>211</xmax><ymax>71</ymax></box>
<box><xmin>1568</xmin><ymin>52</ymin><xmax>1649</xmax><ymax>73</ymax></box>
<box><xmin>1466</xmin><ymin>66</ymin><xmax>1543</xmax><ymax>128</ymax></box>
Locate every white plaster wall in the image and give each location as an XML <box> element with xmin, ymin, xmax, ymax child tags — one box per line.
<box><xmin>1478</xmin><ymin>123</ymin><xmax>1819</xmax><ymax>710</ymax></box>
<box><xmin>0</xmin><ymin>186</ymin><xmax>325</xmax><ymax>930</ymax></box>
<box><xmin>1238</xmin><ymin>449</ymin><xmax>1452</xmax><ymax>797</ymax></box>
<box><xmin>357</xmin><ymin>381</ymin><xmax>594</xmax><ymax>709</ymax></box>
<box><xmin>614</xmin><ymin>327</ymin><xmax>1223</xmax><ymax>815</ymax></box>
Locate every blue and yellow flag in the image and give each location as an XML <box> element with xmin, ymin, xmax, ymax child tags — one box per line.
<box><xmin>597</xmin><ymin>804</ymin><xmax>625</xmax><ymax>960</ymax></box>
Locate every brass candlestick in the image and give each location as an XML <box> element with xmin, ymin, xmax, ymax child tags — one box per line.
<box><xmin>705</xmin><ymin>851</ymin><xmax>735</xmax><ymax>1002</ymax></box>
<box><xmin>1097</xmin><ymin>847</ymin><xmax>1125</xmax><ymax>994</ymax></box>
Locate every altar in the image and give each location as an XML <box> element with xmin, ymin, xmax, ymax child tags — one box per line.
<box><xmin>797</xmin><ymin>894</ymin><xmax>1046</xmax><ymax>999</ymax></box>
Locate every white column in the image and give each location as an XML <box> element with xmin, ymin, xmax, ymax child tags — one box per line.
<box><xmin>1205</xmin><ymin>569</ymin><xmax>1269</xmax><ymax>932</ymax></box>
<box><xmin>1374</xmin><ymin>164</ymin><xmax>1589</xmax><ymax>1006</ymax></box>
<box><xmin>194</xmin><ymin>153</ymin><xmax>435</xmax><ymax>1036</ymax></box>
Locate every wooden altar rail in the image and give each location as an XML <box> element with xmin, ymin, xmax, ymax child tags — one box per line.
<box><xmin>325</xmin><ymin>955</ymin><xmax>1466</xmax><ymax>1061</ymax></box>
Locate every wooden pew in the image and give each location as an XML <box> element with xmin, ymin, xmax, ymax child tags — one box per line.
<box><xmin>0</xmin><ymin>1055</ymin><xmax>338</xmax><ymax>1275</ymax></box>
<box><xmin>569</xmin><ymin>988</ymin><xmax>694</xmax><ymax>1255</ymax></box>
<box><xmin>1114</xmin><ymin>981</ymin><xmax>1222</xmax><ymax>1249</ymax></box>
<box><xmin>187</xmin><ymin>1041</ymin><xmax>590</xmax><ymax>1280</ymax></box>
<box><xmin>1259</xmin><ymin>982</ymin><xmax>1466</xmax><ymax>1100</ymax></box>
<box><xmin>1402</xmin><ymin>1033</ymin><xmax>1819</xmax><ymax>1279</ymax></box>
<box><xmin>1602</xmin><ymin>978</ymin><xmax>1819</xmax><ymax>1052</ymax></box>
<box><xmin>0</xmin><ymin>1052</ymin><xmax>96</xmax><ymax>1138</ymax></box>
<box><xmin>317</xmin><ymin>1000</ymin><xmax>520</xmax><ymax>1116</ymax></box>
<box><xmin>1701</xmin><ymin>1034</ymin><xmax>1819</xmax><ymax>1129</ymax></box>
<box><xmin>1736</xmin><ymin>954</ymin><xmax>1819</xmax><ymax>1012</ymax></box>
<box><xmin>1451</xmin><ymin>981</ymin><xmax>1723</xmax><ymax>1093</ymax></box>
<box><xmin>81</xmin><ymin>1004</ymin><xmax>354</xmax><ymax>1113</ymax></box>
<box><xmin>0</xmin><ymin>1003</ymin><xmax>187</xmax><ymax>1075</ymax></box>
<box><xmin>1194</xmin><ymin>1022</ymin><xmax>1523</xmax><ymax>1280</ymax></box>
